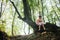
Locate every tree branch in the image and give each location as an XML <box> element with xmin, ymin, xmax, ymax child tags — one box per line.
<box><xmin>10</xmin><ymin>0</ymin><xmax>22</xmax><ymax>19</ymax></box>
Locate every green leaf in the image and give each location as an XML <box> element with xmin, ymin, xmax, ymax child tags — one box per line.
<box><xmin>2</xmin><ymin>0</ymin><xmax>3</xmax><ymax>2</ymax></box>
<box><xmin>6</xmin><ymin>0</ymin><xmax>8</xmax><ymax>3</ymax></box>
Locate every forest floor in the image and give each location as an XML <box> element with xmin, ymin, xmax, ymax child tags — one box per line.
<box><xmin>10</xmin><ymin>31</ymin><xmax>60</xmax><ymax>40</ymax></box>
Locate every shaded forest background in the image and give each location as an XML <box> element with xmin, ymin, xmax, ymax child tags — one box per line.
<box><xmin>0</xmin><ymin>0</ymin><xmax>60</xmax><ymax>40</ymax></box>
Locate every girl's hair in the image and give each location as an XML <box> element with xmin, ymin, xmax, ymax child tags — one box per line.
<box><xmin>39</xmin><ymin>16</ymin><xmax>41</xmax><ymax>17</ymax></box>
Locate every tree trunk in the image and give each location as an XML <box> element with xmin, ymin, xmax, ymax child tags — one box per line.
<box><xmin>59</xmin><ymin>0</ymin><xmax>60</xmax><ymax>3</ymax></box>
<box><xmin>0</xmin><ymin>1</ymin><xmax>2</xmax><ymax>18</ymax></box>
<box><xmin>41</xmin><ymin>0</ymin><xmax>45</xmax><ymax>22</ymax></box>
<box><xmin>22</xmin><ymin>0</ymin><xmax>31</xmax><ymax>19</ymax></box>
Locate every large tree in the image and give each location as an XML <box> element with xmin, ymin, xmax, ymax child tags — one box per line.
<box><xmin>10</xmin><ymin>0</ymin><xmax>38</xmax><ymax>32</ymax></box>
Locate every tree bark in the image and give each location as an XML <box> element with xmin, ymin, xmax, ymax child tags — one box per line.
<box><xmin>22</xmin><ymin>0</ymin><xmax>31</xmax><ymax>19</ymax></box>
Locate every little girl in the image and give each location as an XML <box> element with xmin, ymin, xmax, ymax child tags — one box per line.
<box><xmin>36</xmin><ymin>16</ymin><xmax>45</xmax><ymax>30</ymax></box>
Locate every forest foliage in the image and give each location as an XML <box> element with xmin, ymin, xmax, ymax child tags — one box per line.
<box><xmin>0</xmin><ymin>0</ymin><xmax>60</xmax><ymax>36</ymax></box>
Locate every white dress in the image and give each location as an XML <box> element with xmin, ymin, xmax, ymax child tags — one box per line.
<box><xmin>36</xmin><ymin>18</ymin><xmax>44</xmax><ymax>26</ymax></box>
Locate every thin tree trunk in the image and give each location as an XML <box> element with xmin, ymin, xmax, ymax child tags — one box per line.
<box><xmin>38</xmin><ymin>0</ymin><xmax>41</xmax><ymax>16</ymax></box>
<box><xmin>32</xmin><ymin>8</ymin><xmax>35</xmax><ymax>22</ymax></box>
<box><xmin>11</xmin><ymin>1</ymin><xmax>19</xmax><ymax>36</ymax></box>
<box><xmin>24</xmin><ymin>22</ymin><xmax>26</xmax><ymax>34</ymax></box>
<box><xmin>41</xmin><ymin>0</ymin><xmax>45</xmax><ymax>22</ymax></box>
<box><xmin>0</xmin><ymin>0</ymin><xmax>2</xmax><ymax>18</ymax></box>
<box><xmin>28</xmin><ymin>26</ymin><xmax>30</xmax><ymax>34</ymax></box>
<box><xmin>59</xmin><ymin>0</ymin><xmax>60</xmax><ymax>3</ymax></box>
<box><xmin>12</xmin><ymin>12</ymin><xmax>16</xmax><ymax>36</ymax></box>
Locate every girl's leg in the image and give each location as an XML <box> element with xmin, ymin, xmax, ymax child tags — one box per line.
<box><xmin>42</xmin><ymin>24</ymin><xmax>45</xmax><ymax>30</ymax></box>
<box><xmin>39</xmin><ymin>25</ymin><xmax>40</xmax><ymax>30</ymax></box>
